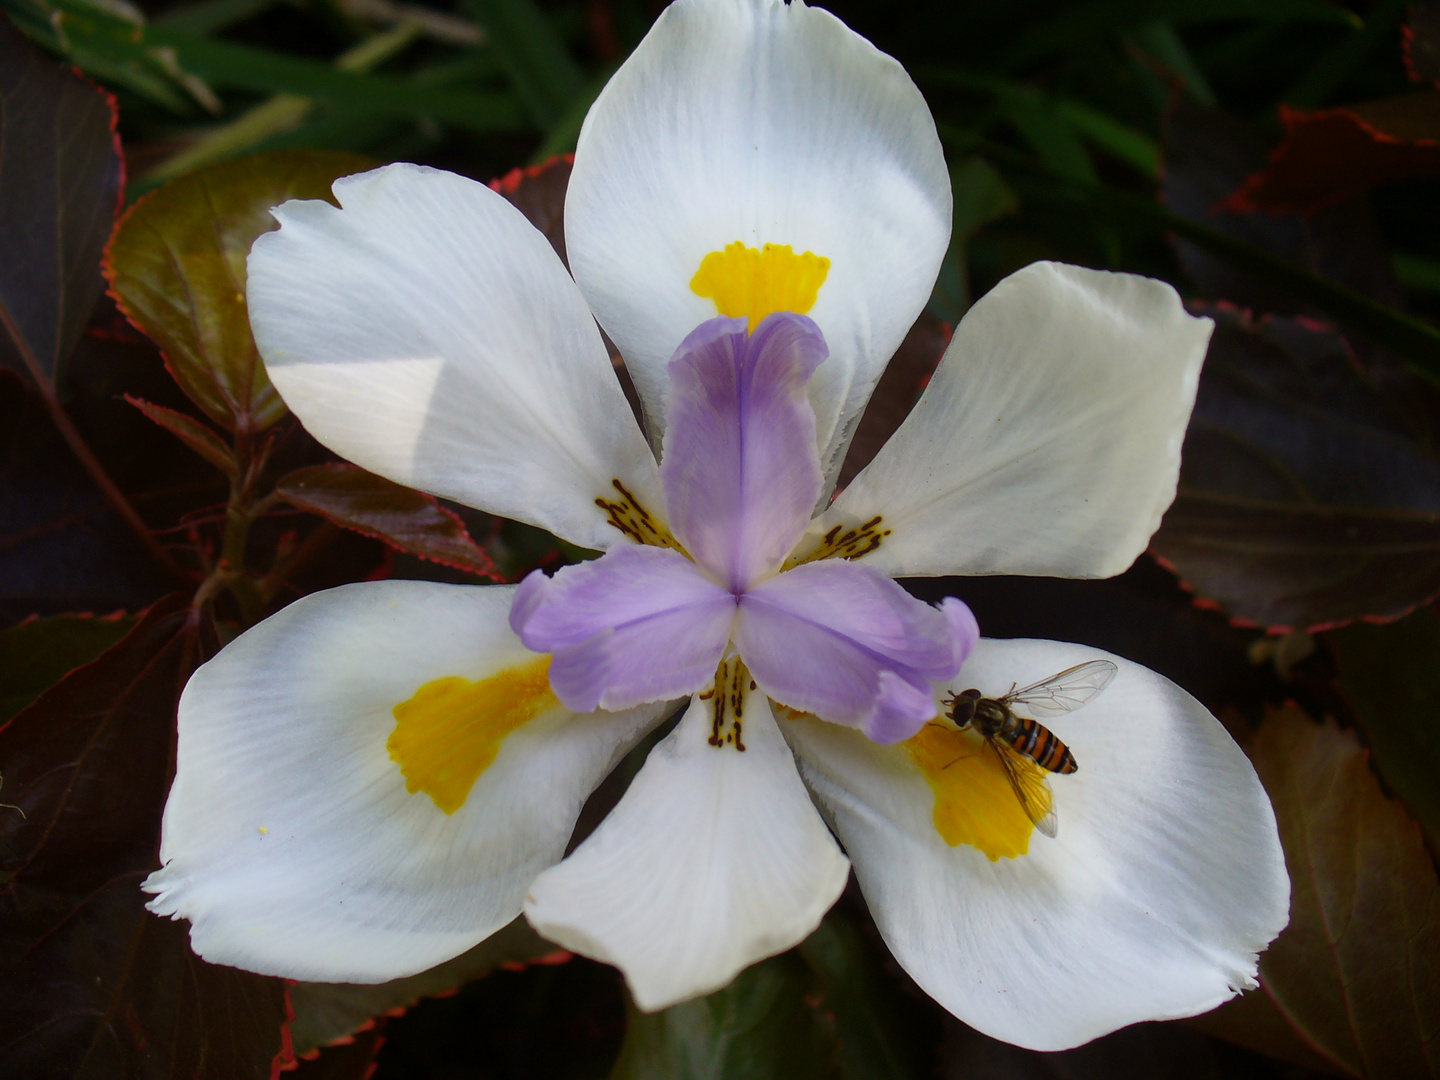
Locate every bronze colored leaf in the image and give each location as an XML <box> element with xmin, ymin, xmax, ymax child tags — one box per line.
<box><xmin>1328</xmin><ymin>609</ymin><xmax>1440</xmax><ymax>850</ymax></box>
<box><xmin>0</xmin><ymin>16</ymin><xmax>122</xmax><ymax>388</ymax></box>
<box><xmin>0</xmin><ymin>595</ymin><xmax>291</xmax><ymax>1078</ymax></box>
<box><xmin>125</xmin><ymin>394</ymin><xmax>238</xmax><ymax>477</ymax></box>
<box><xmin>104</xmin><ymin>149</ymin><xmax>372</xmax><ymax>435</ymax></box>
<box><xmin>290</xmin><ymin>917</ymin><xmax>562</xmax><ymax>1054</ymax></box>
<box><xmin>276</xmin><ymin>463</ymin><xmax>501</xmax><ymax>579</ymax></box>
<box><xmin>1204</xmin><ymin>706</ymin><xmax>1440</xmax><ymax>1079</ymax></box>
<box><xmin>0</xmin><ymin>611</ymin><xmax>134</xmax><ymax>722</ymax></box>
<box><xmin>1150</xmin><ymin>308</ymin><xmax>1440</xmax><ymax>631</ymax></box>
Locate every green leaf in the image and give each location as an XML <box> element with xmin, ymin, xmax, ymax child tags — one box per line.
<box><xmin>918</xmin><ymin>70</ymin><xmax>1158</xmax><ymax>177</ymax></box>
<box><xmin>290</xmin><ymin>917</ymin><xmax>561</xmax><ymax>1054</ymax></box>
<box><xmin>0</xmin><ymin>596</ymin><xmax>292</xmax><ymax>1078</ymax></box>
<box><xmin>143</xmin><ymin>25</ymin><xmax>525</xmax><ymax>132</ymax></box>
<box><xmin>1203</xmin><ymin>706</ymin><xmax>1440</xmax><ymax>1079</ymax></box>
<box><xmin>797</xmin><ymin>912</ymin><xmax>929</xmax><ymax>1080</ymax></box>
<box><xmin>0</xmin><ymin>612</ymin><xmax>135</xmax><ymax>722</ymax></box>
<box><xmin>132</xmin><ymin>23</ymin><xmax>423</xmax><ymax>195</ymax></box>
<box><xmin>1001</xmin><ymin>0</ymin><xmax>1357</xmax><ymax>69</ymax></box>
<box><xmin>1327</xmin><ymin>609</ymin><xmax>1440</xmax><ymax>849</ymax></box>
<box><xmin>0</xmin><ymin>14</ymin><xmax>122</xmax><ymax>388</ymax></box>
<box><xmin>1283</xmin><ymin>0</ymin><xmax>1409</xmax><ymax>110</ymax></box>
<box><xmin>276</xmin><ymin>463</ymin><xmax>502</xmax><ymax>579</ymax></box>
<box><xmin>1</xmin><ymin>0</ymin><xmax>223</xmax><ymax>112</ymax></box>
<box><xmin>154</xmin><ymin>0</ymin><xmax>281</xmax><ymax>37</ymax></box>
<box><xmin>461</xmin><ymin>0</ymin><xmax>585</xmax><ymax>128</ymax></box>
<box><xmin>106</xmin><ymin>149</ymin><xmax>373</xmax><ymax>434</ymax></box>
<box><xmin>608</xmin><ymin>953</ymin><xmax>839</xmax><ymax>1080</ymax></box>
<box><xmin>930</xmin><ymin>157</ymin><xmax>1018</xmax><ymax>322</ymax></box>
<box><xmin>1124</xmin><ymin>19</ymin><xmax>1218</xmax><ymax>107</ymax></box>
<box><xmin>1148</xmin><ymin>307</ymin><xmax>1440</xmax><ymax>631</ymax></box>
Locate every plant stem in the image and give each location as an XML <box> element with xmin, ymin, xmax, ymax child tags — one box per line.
<box><xmin>0</xmin><ymin>306</ymin><xmax>191</xmax><ymax>584</ymax></box>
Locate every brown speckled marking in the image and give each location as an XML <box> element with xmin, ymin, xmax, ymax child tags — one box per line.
<box><xmin>785</xmin><ymin>515</ymin><xmax>890</xmax><ymax>568</ymax></box>
<box><xmin>707</xmin><ymin>657</ymin><xmax>750</xmax><ymax>752</ymax></box>
<box><xmin>595</xmin><ymin>479</ymin><xmax>687</xmax><ymax>554</ymax></box>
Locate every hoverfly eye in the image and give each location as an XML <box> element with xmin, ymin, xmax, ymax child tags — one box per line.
<box><xmin>949</xmin><ymin>691</ymin><xmax>979</xmax><ymax>724</ymax></box>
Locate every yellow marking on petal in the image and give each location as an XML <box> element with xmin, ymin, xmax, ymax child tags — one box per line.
<box><xmin>905</xmin><ymin>720</ymin><xmax>1044</xmax><ymax>860</ymax></box>
<box><xmin>690</xmin><ymin>242</ymin><xmax>830</xmax><ymax>332</ymax></box>
<box><xmin>389</xmin><ymin>656</ymin><xmax>558</xmax><ymax>815</ymax></box>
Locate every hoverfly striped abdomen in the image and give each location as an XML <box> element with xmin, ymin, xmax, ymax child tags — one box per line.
<box><xmin>1008</xmin><ymin>719</ymin><xmax>1077</xmax><ymax>774</ymax></box>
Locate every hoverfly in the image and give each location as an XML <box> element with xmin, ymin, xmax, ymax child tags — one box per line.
<box><xmin>941</xmin><ymin>659</ymin><xmax>1117</xmax><ymax>839</ymax></box>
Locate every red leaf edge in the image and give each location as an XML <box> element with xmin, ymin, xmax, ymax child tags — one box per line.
<box><xmin>124</xmin><ymin>394</ymin><xmax>238</xmax><ymax>476</ymax></box>
<box><xmin>1222</xmin><ymin>102</ymin><xmax>1440</xmax><ymax>214</ymax></box>
<box><xmin>277</xmin><ymin>466</ymin><xmax>502</xmax><ymax>581</ymax></box>
<box><xmin>488</xmin><ymin>153</ymin><xmax>574</xmax><ymax>195</ymax></box>
<box><xmin>291</xmin><ymin>947</ymin><xmax>575</xmax><ymax>1056</ymax></box>
<box><xmin>272</xmin><ymin>983</ymin><xmax>298</xmax><ymax>1077</ymax></box>
<box><xmin>1147</xmin><ymin>550</ymin><xmax>1440</xmax><ymax>636</ymax></box>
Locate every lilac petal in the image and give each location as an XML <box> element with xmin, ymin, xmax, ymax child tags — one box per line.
<box><xmin>734</xmin><ymin>560</ymin><xmax>964</xmax><ymax>744</ymax></box>
<box><xmin>510</xmin><ymin>544</ymin><xmax>736</xmax><ymax>712</ymax></box>
<box><xmin>660</xmin><ymin>313</ymin><xmax>827</xmax><ymax>593</ymax></box>
<box><xmin>941</xmin><ymin>597</ymin><xmax>980</xmax><ymax>670</ymax></box>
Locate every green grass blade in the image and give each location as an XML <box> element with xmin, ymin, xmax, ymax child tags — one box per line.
<box><xmin>460</xmin><ymin>0</ymin><xmax>584</xmax><ymax>127</ymax></box>
<box><xmin>144</xmin><ymin>25</ymin><xmax>527</xmax><ymax>131</ymax></box>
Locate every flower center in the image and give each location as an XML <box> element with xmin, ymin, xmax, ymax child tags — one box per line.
<box><xmin>690</xmin><ymin>241</ymin><xmax>830</xmax><ymax>332</ymax></box>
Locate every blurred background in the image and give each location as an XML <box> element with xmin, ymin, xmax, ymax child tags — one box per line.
<box><xmin>2</xmin><ymin>0</ymin><xmax>1439</xmax><ymax>1077</ymax></box>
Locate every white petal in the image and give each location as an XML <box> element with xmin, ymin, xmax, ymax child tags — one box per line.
<box><xmin>565</xmin><ymin>0</ymin><xmax>950</xmax><ymax>485</ymax></box>
<box><xmin>524</xmin><ymin>693</ymin><xmax>850</xmax><ymax>1011</ymax></box>
<box><xmin>783</xmin><ymin>638</ymin><xmax>1289</xmax><ymax>1051</ymax></box>
<box><xmin>248</xmin><ymin>163</ymin><xmax>661</xmax><ymax>552</ymax></box>
<box><xmin>143</xmin><ymin>580</ymin><xmax>670</xmax><ymax>982</ymax></box>
<box><xmin>821</xmin><ymin>262</ymin><xmax>1212</xmax><ymax>578</ymax></box>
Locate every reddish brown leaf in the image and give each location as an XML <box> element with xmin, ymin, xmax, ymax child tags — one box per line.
<box><xmin>289</xmin><ymin>917</ymin><xmax>559</xmax><ymax>1054</ymax></box>
<box><xmin>0</xmin><ymin>16</ymin><xmax>122</xmax><ymax>388</ymax></box>
<box><xmin>1149</xmin><ymin>307</ymin><xmax>1440</xmax><ymax>632</ymax></box>
<box><xmin>1225</xmin><ymin>95</ymin><xmax>1440</xmax><ymax>213</ymax></box>
<box><xmin>838</xmin><ymin>311</ymin><xmax>949</xmax><ymax>488</ymax></box>
<box><xmin>491</xmin><ymin>153</ymin><xmax>574</xmax><ymax>267</ymax></box>
<box><xmin>1201</xmin><ymin>706</ymin><xmax>1440</xmax><ymax>1079</ymax></box>
<box><xmin>289</xmin><ymin>1024</ymin><xmax>385</xmax><ymax>1080</ymax></box>
<box><xmin>0</xmin><ymin>595</ymin><xmax>291</xmax><ymax>1078</ymax></box>
<box><xmin>125</xmin><ymin>394</ymin><xmax>238</xmax><ymax>477</ymax></box>
<box><xmin>1406</xmin><ymin>1</ymin><xmax>1440</xmax><ymax>87</ymax></box>
<box><xmin>276</xmin><ymin>463</ymin><xmax>501</xmax><ymax>580</ymax></box>
<box><xmin>104</xmin><ymin>150</ymin><xmax>372</xmax><ymax>435</ymax></box>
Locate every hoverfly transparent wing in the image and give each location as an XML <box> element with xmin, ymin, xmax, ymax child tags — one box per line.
<box><xmin>985</xmin><ymin>739</ymin><xmax>1058</xmax><ymax>838</ymax></box>
<box><xmin>1001</xmin><ymin>659</ymin><xmax>1117</xmax><ymax>718</ymax></box>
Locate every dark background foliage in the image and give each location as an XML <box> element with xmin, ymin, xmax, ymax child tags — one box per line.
<box><xmin>2</xmin><ymin>0</ymin><xmax>1439</xmax><ymax>1076</ymax></box>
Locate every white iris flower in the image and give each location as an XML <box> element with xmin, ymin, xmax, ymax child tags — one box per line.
<box><xmin>143</xmin><ymin>0</ymin><xmax>1289</xmax><ymax>1052</ymax></box>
